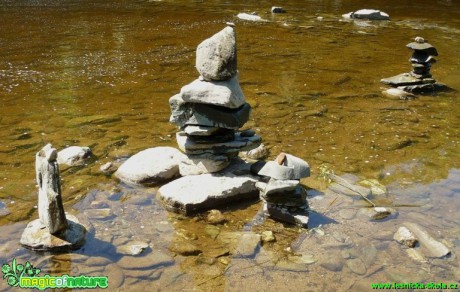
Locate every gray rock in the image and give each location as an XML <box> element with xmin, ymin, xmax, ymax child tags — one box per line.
<box><xmin>320</xmin><ymin>252</ymin><xmax>344</xmax><ymax>271</ymax></box>
<box><xmin>180</xmin><ymin>75</ymin><xmax>245</xmax><ymax>109</ymax></box>
<box><xmin>343</xmin><ymin>9</ymin><xmax>390</xmax><ymax>20</ymax></box>
<box><xmin>262</xmin><ymin>185</ymin><xmax>307</xmax><ymax>207</ymax></box>
<box><xmin>179</xmin><ymin>153</ymin><xmax>230</xmax><ymax>176</ymax></box>
<box><xmin>258</xmin><ymin>161</ymin><xmax>295</xmax><ymax>180</ymax></box>
<box><xmin>196</xmin><ymin>26</ymin><xmax>237</xmax><ymax>81</ymax></box>
<box><xmin>36</xmin><ymin>144</ymin><xmax>68</xmax><ymax>234</ymax></box>
<box><xmin>407</xmin><ymin>40</ymin><xmax>438</xmax><ymax>56</ymax></box>
<box><xmin>57</xmin><ymin>146</ymin><xmax>92</xmax><ymax>166</ymax></box>
<box><xmin>234</xmin><ymin>233</ymin><xmax>261</xmax><ymax>258</ymax></box>
<box><xmin>117</xmin><ymin>251</ymin><xmax>174</xmax><ymax>270</ymax></box>
<box><xmin>184</xmin><ymin>125</ymin><xmax>222</xmax><ymax>136</ymax></box>
<box><xmin>240</xmin><ymin>129</ymin><xmax>256</xmax><ymax>137</ymax></box>
<box><xmin>114</xmin><ymin>147</ymin><xmax>186</xmax><ymax>186</ymax></box>
<box><xmin>394</xmin><ymin>226</ymin><xmax>418</xmax><ymax>248</ymax></box>
<box><xmin>262</xmin><ymin>178</ymin><xmax>299</xmax><ymax>197</ymax></box>
<box><xmin>20</xmin><ymin>214</ymin><xmax>87</xmax><ymax>251</ymax></box>
<box><xmin>104</xmin><ymin>264</ymin><xmax>125</xmax><ymax>288</ymax></box>
<box><xmin>280</xmin><ymin>153</ymin><xmax>310</xmax><ymax>179</ymax></box>
<box><xmin>99</xmin><ymin>162</ymin><xmax>117</xmax><ymax>174</ymax></box>
<box><xmin>382</xmin><ymin>88</ymin><xmax>416</xmax><ymax>100</ymax></box>
<box><xmin>403</xmin><ymin>222</ymin><xmax>450</xmax><ymax>258</ymax></box>
<box><xmin>264</xmin><ymin>202</ymin><xmax>309</xmax><ymax>228</ymax></box>
<box><xmin>329</xmin><ymin>182</ymin><xmax>371</xmax><ymax>198</ymax></box>
<box><xmin>169</xmin><ymin>94</ymin><xmax>251</xmax><ymax>130</ymax></box>
<box><xmin>158</xmin><ymin>172</ymin><xmax>259</xmax><ymax>215</ymax></box>
<box><xmin>176</xmin><ymin>132</ymin><xmax>261</xmax><ymax>155</ymax></box>
<box><xmin>380</xmin><ymin>73</ymin><xmax>424</xmax><ymax>86</ymax></box>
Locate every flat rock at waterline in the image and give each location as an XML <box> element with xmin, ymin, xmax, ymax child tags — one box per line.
<box><xmin>180</xmin><ymin>75</ymin><xmax>245</xmax><ymax>109</ymax></box>
<box><xmin>176</xmin><ymin>132</ymin><xmax>261</xmax><ymax>155</ymax></box>
<box><xmin>342</xmin><ymin>9</ymin><xmax>390</xmax><ymax>20</ymax></box>
<box><xmin>234</xmin><ymin>233</ymin><xmax>261</xmax><ymax>258</ymax></box>
<box><xmin>114</xmin><ymin>147</ymin><xmax>186</xmax><ymax>186</ymax></box>
<box><xmin>57</xmin><ymin>146</ymin><xmax>92</xmax><ymax>166</ymax></box>
<box><xmin>158</xmin><ymin>173</ymin><xmax>259</xmax><ymax>215</ymax></box>
<box><xmin>179</xmin><ymin>153</ymin><xmax>231</xmax><ymax>176</ymax></box>
<box><xmin>403</xmin><ymin>222</ymin><xmax>450</xmax><ymax>258</ymax></box>
<box><xmin>196</xmin><ymin>26</ymin><xmax>237</xmax><ymax>81</ymax></box>
<box><xmin>20</xmin><ymin>214</ymin><xmax>87</xmax><ymax>251</ymax></box>
<box><xmin>169</xmin><ymin>94</ymin><xmax>251</xmax><ymax>130</ymax></box>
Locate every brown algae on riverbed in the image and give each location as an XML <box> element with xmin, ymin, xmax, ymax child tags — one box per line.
<box><xmin>0</xmin><ymin>0</ymin><xmax>460</xmax><ymax>291</ymax></box>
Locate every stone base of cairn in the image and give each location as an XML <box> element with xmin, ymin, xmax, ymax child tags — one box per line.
<box><xmin>381</xmin><ymin>37</ymin><xmax>445</xmax><ymax>94</ymax></box>
<box><xmin>255</xmin><ymin>153</ymin><xmax>310</xmax><ymax>228</ymax></box>
<box><xmin>169</xmin><ymin>24</ymin><xmax>261</xmax><ymax>175</ymax></box>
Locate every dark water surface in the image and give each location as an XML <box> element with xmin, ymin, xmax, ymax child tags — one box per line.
<box><xmin>0</xmin><ymin>0</ymin><xmax>459</xmax><ymax>291</ymax></box>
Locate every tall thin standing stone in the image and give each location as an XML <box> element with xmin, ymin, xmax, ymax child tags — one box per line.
<box><xmin>36</xmin><ymin>144</ymin><xmax>68</xmax><ymax>234</ymax></box>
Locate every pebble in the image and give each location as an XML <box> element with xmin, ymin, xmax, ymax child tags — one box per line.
<box><xmin>117</xmin><ymin>241</ymin><xmax>150</xmax><ymax>256</ymax></box>
<box><xmin>394</xmin><ymin>226</ymin><xmax>418</xmax><ymax>248</ymax></box>
<box><xmin>207</xmin><ymin>209</ymin><xmax>226</xmax><ymax>225</ymax></box>
<box><xmin>260</xmin><ymin>231</ymin><xmax>276</xmax><ymax>243</ymax></box>
<box><xmin>346</xmin><ymin>258</ymin><xmax>367</xmax><ymax>275</ymax></box>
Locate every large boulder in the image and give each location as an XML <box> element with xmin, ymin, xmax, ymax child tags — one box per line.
<box><xmin>196</xmin><ymin>26</ymin><xmax>237</xmax><ymax>81</ymax></box>
<box><xmin>180</xmin><ymin>74</ymin><xmax>245</xmax><ymax>109</ymax></box>
<box><xmin>158</xmin><ymin>173</ymin><xmax>259</xmax><ymax>215</ymax></box>
<box><xmin>114</xmin><ymin>147</ymin><xmax>186</xmax><ymax>186</ymax></box>
<box><xmin>169</xmin><ymin>94</ymin><xmax>251</xmax><ymax>130</ymax></box>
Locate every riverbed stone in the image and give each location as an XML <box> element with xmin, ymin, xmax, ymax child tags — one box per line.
<box><xmin>234</xmin><ymin>233</ymin><xmax>261</xmax><ymax>258</ymax></box>
<box><xmin>57</xmin><ymin>146</ymin><xmax>92</xmax><ymax>166</ymax></box>
<box><xmin>117</xmin><ymin>241</ymin><xmax>150</xmax><ymax>256</ymax></box>
<box><xmin>394</xmin><ymin>226</ymin><xmax>418</xmax><ymax>248</ymax></box>
<box><xmin>20</xmin><ymin>214</ymin><xmax>87</xmax><ymax>251</ymax></box>
<box><xmin>117</xmin><ymin>250</ymin><xmax>174</xmax><ymax>270</ymax></box>
<box><xmin>403</xmin><ymin>222</ymin><xmax>450</xmax><ymax>258</ymax></box>
<box><xmin>115</xmin><ymin>147</ymin><xmax>186</xmax><ymax>186</ymax></box>
<box><xmin>169</xmin><ymin>94</ymin><xmax>251</xmax><ymax>130</ymax></box>
<box><xmin>158</xmin><ymin>172</ymin><xmax>259</xmax><ymax>215</ymax></box>
<box><xmin>343</xmin><ymin>9</ymin><xmax>390</xmax><ymax>20</ymax></box>
<box><xmin>260</xmin><ymin>231</ymin><xmax>276</xmax><ymax>243</ymax></box>
<box><xmin>180</xmin><ymin>75</ymin><xmax>245</xmax><ymax>109</ymax></box>
<box><xmin>0</xmin><ymin>201</ymin><xmax>10</xmax><ymax>217</ymax></box>
<box><xmin>104</xmin><ymin>264</ymin><xmax>125</xmax><ymax>288</ymax></box>
<box><xmin>207</xmin><ymin>209</ymin><xmax>227</xmax><ymax>225</ymax></box>
<box><xmin>237</xmin><ymin>13</ymin><xmax>263</xmax><ymax>22</ymax></box>
<box><xmin>184</xmin><ymin>125</ymin><xmax>221</xmax><ymax>136</ymax></box>
<box><xmin>346</xmin><ymin>258</ymin><xmax>367</xmax><ymax>275</ymax></box>
<box><xmin>176</xmin><ymin>132</ymin><xmax>261</xmax><ymax>155</ymax></box>
<box><xmin>271</xmin><ymin>7</ymin><xmax>286</xmax><ymax>13</ymax></box>
<box><xmin>262</xmin><ymin>178</ymin><xmax>299</xmax><ymax>197</ymax></box>
<box><xmin>179</xmin><ymin>153</ymin><xmax>231</xmax><ymax>176</ymax></box>
<box><xmin>196</xmin><ymin>26</ymin><xmax>237</xmax><ymax>81</ymax></box>
<box><xmin>169</xmin><ymin>241</ymin><xmax>202</xmax><ymax>256</ymax></box>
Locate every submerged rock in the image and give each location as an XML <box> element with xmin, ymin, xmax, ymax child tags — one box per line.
<box><xmin>403</xmin><ymin>222</ymin><xmax>450</xmax><ymax>258</ymax></box>
<box><xmin>179</xmin><ymin>153</ymin><xmax>230</xmax><ymax>176</ymax></box>
<box><xmin>196</xmin><ymin>25</ymin><xmax>237</xmax><ymax>81</ymax></box>
<box><xmin>237</xmin><ymin>13</ymin><xmax>264</xmax><ymax>22</ymax></box>
<box><xmin>234</xmin><ymin>233</ymin><xmax>261</xmax><ymax>258</ymax></box>
<box><xmin>57</xmin><ymin>146</ymin><xmax>92</xmax><ymax>166</ymax></box>
<box><xmin>169</xmin><ymin>241</ymin><xmax>202</xmax><ymax>256</ymax></box>
<box><xmin>114</xmin><ymin>147</ymin><xmax>186</xmax><ymax>186</ymax></box>
<box><xmin>117</xmin><ymin>241</ymin><xmax>150</xmax><ymax>256</ymax></box>
<box><xmin>207</xmin><ymin>209</ymin><xmax>227</xmax><ymax>225</ymax></box>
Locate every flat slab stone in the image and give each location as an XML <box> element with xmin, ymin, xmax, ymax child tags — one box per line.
<box><xmin>117</xmin><ymin>250</ymin><xmax>174</xmax><ymax>270</ymax></box>
<box><xmin>237</xmin><ymin>13</ymin><xmax>264</xmax><ymax>22</ymax></box>
<box><xmin>169</xmin><ymin>94</ymin><xmax>251</xmax><ymax>130</ymax></box>
<box><xmin>343</xmin><ymin>9</ymin><xmax>390</xmax><ymax>20</ymax></box>
<box><xmin>196</xmin><ymin>26</ymin><xmax>237</xmax><ymax>81</ymax></box>
<box><xmin>115</xmin><ymin>147</ymin><xmax>186</xmax><ymax>186</ymax></box>
<box><xmin>264</xmin><ymin>202</ymin><xmax>309</xmax><ymax>228</ymax></box>
<box><xmin>380</xmin><ymin>73</ymin><xmax>425</xmax><ymax>86</ymax></box>
<box><xmin>158</xmin><ymin>173</ymin><xmax>259</xmax><ymax>215</ymax></box>
<box><xmin>262</xmin><ymin>178</ymin><xmax>299</xmax><ymax>196</ymax></box>
<box><xmin>20</xmin><ymin>214</ymin><xmax>87</xmax><ymax>251</ymax></box>
<box><xmin>403</xmin><ymin>222</ymin><xmax>450</xmax><ymax>258</ymax></box>
<box><xmin>179</xmin><ymin>153</ymin><xmax>231</xmax><ymax>176</ymax></box>
<box><xmin>176</xmin><ymin>132</ymin><xmax>261</xmax><ymax>155</ymax></box>
<box><xmin>180</xmin><ymin>75</ymin><xmax>245</xmax><ymax>109</ymax></box>
<box><xmin>184</xmin><ymin>125</ymin><xmax>222</xmax><ymax>136</ymax></box>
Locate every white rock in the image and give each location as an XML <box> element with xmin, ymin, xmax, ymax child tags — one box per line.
<box><xmin>196</xmin><ymin>26</ymin><xmax>237</xmax><ymax>81</ymax></box>
<box><xmin>403</xmin><ymin>222</ymin><xmax>450</xmax><ymax>258</ymax></box>
<box><xmin>57</xmin><ymin>146</ymin><xmax>92</xmax><ymax>166</ymax></box>
<box><xmin>382</xmin><ymin>88</ymin><xmax>416</xmax><ymax>100</ymax></box>
<box><xmin>343</xmin><ymin>9</ymin><xmax>390</xmax><ymax>20</ymax></box>
<box><xmin>158</xmin><ymin>173</ymin><xmax>259</xmax><ymax>215</ymax></box>
<box><xmin>237</xmin><ymin>13</ymin><xmax>264</xmax><ymax>22</ymax></box>
<box><xmin>394</xmin><ymin>226</ymin><xmax>418</xmax><ymax>248</ymax></box>
<box><xmin>258</xmin><ymin>161</ymin><xmax>295</xmax><ymax>180</ymax></box>
<box><xmin>180</xmin><ymin>74</ymin><xmax>245</xmax><ymax>109</ymax></box>
<box><xmin>279</xmin><ymin>153</ymin><xmax>311</xmax><ymax>179</ymax></box>
<box><xmin>114</xmin><ymin>147</ymin><xmax>186</xmax><ymax>186</ymax></box>
<box><xmin>245</xmin><ymin>143</ymin><xmax>269</xmax><ymax>160</ymax></box>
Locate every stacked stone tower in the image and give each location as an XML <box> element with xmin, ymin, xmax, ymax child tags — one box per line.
<box><xmin>169</xmin><ymin>24</ymin><xmax>261</xmax><ymax>175</ymax></box>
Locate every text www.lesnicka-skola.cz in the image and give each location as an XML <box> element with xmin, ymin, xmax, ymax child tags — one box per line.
<box><xmin>371</xmin><ymin>282</ymin><xmax>458</xmax><ymax>289</ymax></box>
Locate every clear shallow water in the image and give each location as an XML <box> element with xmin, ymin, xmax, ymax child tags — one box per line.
<box><xmin>0</xmin><ymin>0</ymin><xmax>459</xmax><ymax>291</ymax></box>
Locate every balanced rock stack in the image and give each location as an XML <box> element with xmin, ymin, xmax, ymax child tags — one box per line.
<box><xmin>381</xmin><ymin>37</ymin><xmax>443</xmax><ymax>94</ymax></box>
<box><xmin>255</xmin><ymin>153</ymin><xmax>310</xmax><ymax>228</ymax></box>
<box><xmin>169</xmin><ymin>23</ymin><xmax>261</xmax><ymax>175</ymax></box>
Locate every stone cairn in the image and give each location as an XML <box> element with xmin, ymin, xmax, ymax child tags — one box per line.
<box><xmin>20</xmin><ymin>144</ymin><xmax>86</xmax><ymax>251</ymax></box>
<box><xmin>255</xmin><ymin>153</ymin><xmax>310</xmax><ymax>227</ymax></box>
<box><xmin>169</xmin><ymin>23</ymin><xmax>261</xmax><ymax>175</ymax></box>
<box><xmin>381</xmin><ymin>37</ymin><xmax>443</xmax><ymax>94</ymax></box>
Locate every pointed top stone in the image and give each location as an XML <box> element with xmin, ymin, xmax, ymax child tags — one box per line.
<box><xmin>196</xmin><ymin>26</ymin><xmax>237</xmax><ymax>81</ymax></box>
<box><xmin>406</xmin><ymin>37</ymin><xmax>438</xmax><ymax>56</ymax></box>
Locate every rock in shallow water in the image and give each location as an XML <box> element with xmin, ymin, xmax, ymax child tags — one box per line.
<box><xmin>403</xmin><ymin>222</ymin><xmax>450</xmax><ymax>258</ymax></box>
<box><xmin>394</xmin><ymin>226</ymin><xmax>418</xmax><ymax>248</ymax></box>
<box><xmin>115</xmin><ymin>147</ymin><xmax>186</xmax><ymax>186</ymax></box>
<box><xmin>57</xmin><ymin>146</ymin><xmax>92</xmax><ymax>166</ymax></box>
<box><xmin>158</xmin><ymin>172</ymin><xmax>259</xmax><ymax>215</ymax></box>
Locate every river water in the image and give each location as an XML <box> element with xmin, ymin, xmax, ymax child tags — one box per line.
<box><xmin>0</xmin><ymin>0</ymin><xmax>459</xmax><ymax>291</ymax></box>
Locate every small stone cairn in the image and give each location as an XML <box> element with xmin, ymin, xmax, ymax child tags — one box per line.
<box><xmin>169</xmin><ymin>23</ymin><xmax>261</xmax><ymax>175</ymax></box>
<box><xmin>256</xmin><ymin>153</ymin><xmax>310</xmax><ymax>228</ymax></box>
<box><xmin>20</xmin><ymin>144</ymin><xmax>86</xmax><ymax>251</ymax></box>
<box><xmin>381</xmin><ymin>37</ymin><xmax>443</xmax><ymax>94</ymax></box>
